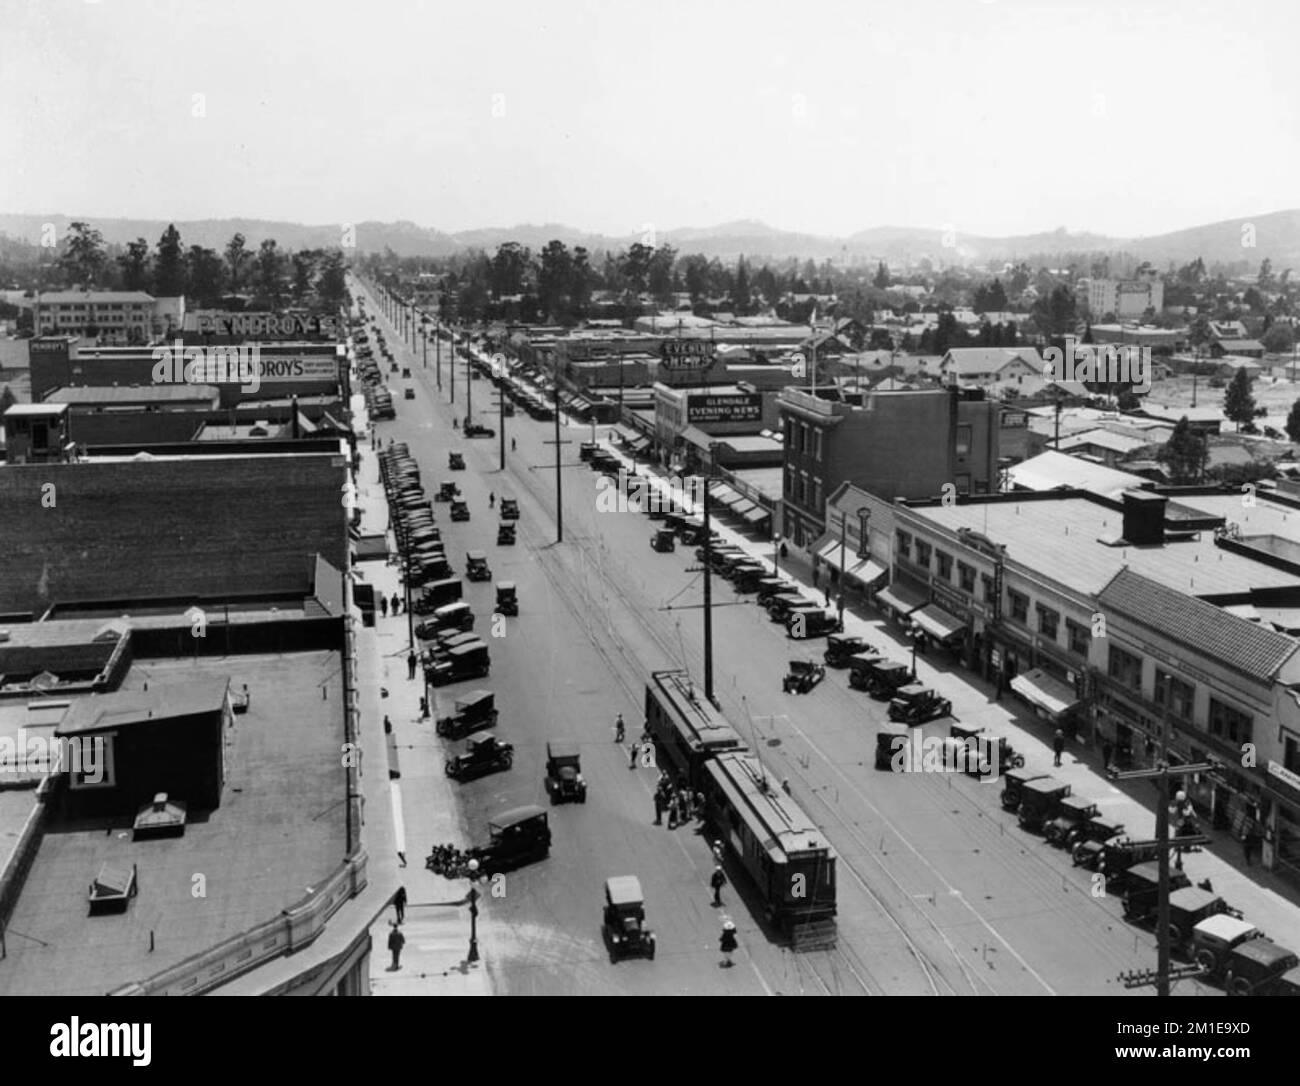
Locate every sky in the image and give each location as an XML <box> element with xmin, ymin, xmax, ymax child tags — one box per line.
<box><xmin>1</xmin><ymin>0</ymin><xmax>1297</xmax><ymax>241</ymax></box>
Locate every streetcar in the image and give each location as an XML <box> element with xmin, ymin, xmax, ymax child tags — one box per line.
<box><xmin>645</xmin><ymin>669</ymin><xmax>743</xmax><ymax>788</ymax></box>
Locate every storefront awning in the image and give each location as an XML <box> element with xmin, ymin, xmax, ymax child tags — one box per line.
<box><xmin>627</xmin><ymin>436</ymin><xmax>651</xmax><ymax>454</ymax></box>
<box><xmin>710</xmin><ymin>484</ymin><xmax>741</xmax><ymax>505</ymax></box>
<box><xmin>817</xmin><ymin>539</ymin><xmax>845</xmax><ymax>571</ymax></box>
<box><xmin>1010</xmin><ymin>668</ymin><xmax>1080</xmax><ymax>718</ymax></box>
<box><xmin>740</xmin><ymin>505</ymin><xmax>771</xmax><ymax>526</ymax></box>
<box><xmin>911</xmin><ymin>602</ymin><xmax>967</xmax><ymax>643</ymax></box>
<box><xmin>876</xmin><ymin>581</ymin><xmax>927</xmax><ymax>615</ymax></box>
<box><xmin>846</xmin><ymin>557</ymin><xmax>887</xmax><ymax>587</ymax></box>
<box><xmin>729</xmin><ymin>498</ymin><xmax>758</xmax><ymax>516</ymax></box>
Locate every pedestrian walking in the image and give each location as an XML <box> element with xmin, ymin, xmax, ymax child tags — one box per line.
<box><xmin>719</xmin><ymin>921</ymin><xmax>738</xmax><ymax>968</ymax></box>
<box><xmin>453</xmin><ymin>417</ymin><xmax>459</xmax><ymax>430</ymax></box>
<box><xmin>387</xmin><ymin>921</ymin><xmax>406</xmax><ymax>970</ymax></box>
<box><xmin>694</xmin><ymin>790</ymin><xmax>705</xmax><ymax>821</ymax></box>
<box><xmin>393</xmin><ymin>885</ymin><xmax>407</xmax><ymax>924</ymax></box>
<box><xmin>489</xmin><ymin>492</ymin><xmax>496</xmax><ymax>508</ymax></box>
<box><xmin>653</xmin><ymin>790</ymin><xmax>666</xmax><ymax>826</ymax></box>
<box><xmin>1052</xmin><ymin>729</ymin><xmax>1065</xmax><ymax>768</ymax></box>
<box><xmin>407</xmin><ymin>650</ymin><xmax>417</xmax><ymax>680</ymax></box>
<box><xmin>380</xmin><ymin>595</ymin><xmax>389</xmax><ymax>618</ymax></box>
<box><xmin>812</xmin><ymin>566</ymin><xmax>820</xmax><ymax>589</ymax></box>
<box><xmin>383</xmin><ymin>714</ymin><xmax>392</xmax><ymax>734</ymax></box>
<box><xmin>511</xmin><ymin>438</ymin><xmax>517</xmax><ymax>451</ymax></box>
<box><xmin>710</xmin><ymin>865</ymin><xmax>727</xmax><ymax>907</ymax></box>
<box><xmin>711</xmin><ymin>839</ymin><xmax>724</xmax><ymax>864</ymax></box>
<box><xmin>824</xmin><ymin>588</ymin><xmax>831</xmax><ymax>608</ymax></box>
<box><xmin>628</xmin><ymin>741</ymin><xmax>639</xmax><ymax>769</ymax></box>
<box><xmin>392</xmin><ymin>593</ymin><xmax>402</xmax><ymax>615</ymax></box>
<box><xmin>667</xmin><ymin>792</ymin><xmax>679</xmax><ymax>830</ymax></box>
<box><xmin>614</xmin><ymin>713</ymin><xmax>625</xmax><ymax>743</ymax></box>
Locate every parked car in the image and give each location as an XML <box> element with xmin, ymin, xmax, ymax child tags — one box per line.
<box><xmin>464</xmin><ymin>422</ymin><xmax>495</xmax><ymax>438</ymax></box>
<box><xmin>464</xmin><ymin>805</ymin><xmax>551</xmax><ymax>876</ymax></box>
<box><xmin>1043</xmin><ymin>795</ymin><xmax>1100</xmax><ymax>848</ymax></box>
<box><xmin>1191</xmin><ymin>914</ymin><xmax>1261</xmax><ymax>979</ymax></box>
<box><xmin>449</xmin><ymin>452</ymin><xmax>466</xmax><ymax>470</ymax></box>
<box><xmin>434</xmin><ymin>689</ymin><xmax>498</xmax><ymax>737</ymax></box>
<box><xmin>875</xmin><ymin>726</ymin><xmax>910</xmax><ymax>771</ymax></box>
<box><xmin>863</xmin><ymin>659</ymin><xmax>914</xmax><ymax>699</ymax></box>
<box><xmin>416</xmin><ymin>601</ymin><xmax>474</xmax><ymax>638</ymax></box>
<box><xmin>887</xmin><ymin>685</ymin><xmax>952</xmax><ymax>724</ymax></box>
<box><xmin>603</xmin><ymin>876</ymin><xmax>655</xmax><ymax>960</ymax></box>
<box><xmin>783</xmin><ymin>659</ymin><xmax>826</xmax><ymax>694</ymax></box>
<box><xmin>445</xmin><ymin>732</ymin><xmax>514</xmax><ymax>780</ymax></box>
<box><xmin>437</xmin><ymin>480</ymin><xmax>460</xmax><ymax>502</ymax></box>
<box><xmin>1017</xmin><ymin>777</ymin><xmax>1072</xmax><ymax>833</ymax></box>
<box><xmin>1222</xmin><ymin>939</ymin><xmax>1300</xmax><ymax>996</ymax></box>
<box><xmin>495</xmin><ymin>581</ymin><xmax>518</xmax><ymax>616</ymax></box>
<box><xmin>824</xmin><ymin>634</ymin><xmax>874</xmax><ymax>667</ymax></box>
<box><xmin>425</xmin><ymin>640</ymin><xmax>491</xmax><ymax>686</ymax></box>
<box><xmin>1068</xmin><ymin>813</ymin><xmax>1127</xmax><ymax>865</ymax></box>
<box><xmin>1118</xmin><ymin>862</ymin><xmax>1192</xmax><ymax>922</ymax></box>
<box><xmin>786</xmin><ymin>608</ymin><xmax>842</xmax><ymax>640</ymax></box>
<box><xmin>766</xmin><ymin>592</ymin><xmax>814</xmax><ymax>622</ymax></box>
<box><xmin>651</xmin><ymin>528</ymin><xmax>676</xmax><ymax>553</ymax></box>
<box><xmin>544</xmin><ymin>740</ymin><xmax>587</xmax><ymax>804</ymax></box>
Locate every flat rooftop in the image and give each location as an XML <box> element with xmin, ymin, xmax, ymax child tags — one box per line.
<box><xmin>910</xmin><ymin>494</ymin><xmax>1300</xmax><ymax>597</ymax></box>
<box><xmin>0</xmin><ymin>650</ymin><xmax>346</xmax><ymax>996</ymax></box>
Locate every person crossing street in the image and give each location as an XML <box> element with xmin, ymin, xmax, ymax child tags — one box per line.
<box><xmin>710</xmin><ymin>865</ymin><xmax>727</xmax><ymax>906</ymax></box>
<box><xmin>719</xmin><ymin>921</ymin><xmax>738</xmax><ymax>968</ymax></box>
<box><xmin>614</xmin><ymin>714</ymin><xmax>625</xmax><ymax>743</ymax></box>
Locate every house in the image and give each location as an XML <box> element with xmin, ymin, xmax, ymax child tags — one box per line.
<box><xmin>1216</xmin><ymin>356</ymin><xmax>1264</xmax><ymax>380</ymax></box>
<box><xmin>1210</xmin><ymin>338</ymin><xmax>1265</xmax><ymax>359</ymax></box>
<box><xmin>1210</xmin><ymin>320</ymin><xmax>1249</xmax><ymax>340</ymax></box>
<box><xmin>940</xmin><ymin>347</ymin><xmax>1045</xmax><ymax>388</ymax></box>
<box><xmin>799</xmin><ymin>332</ymin><xmax>851</xmax><ymax>359</ymax></box>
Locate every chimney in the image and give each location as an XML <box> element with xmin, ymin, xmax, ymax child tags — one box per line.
<box><xmin>1122</xmin><ymin>489</ymin><xmax>1166</xmax><ymax>545</ymax></box>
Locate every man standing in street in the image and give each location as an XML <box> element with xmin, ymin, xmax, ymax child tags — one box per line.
<box><xmin>719</xmin><ymin>921</ymin><xmax>737</xmax><ymax>968</ymax></box>
<box><xmin>407</xmin><ymin>650</ymin><xmax>418</xmax><ymax>681</ymax></box>
<box><xmin>614</xmin><ymin>714</ymin><xmax>625</xmax><ymax>743</ymax></box>
<box><xmin>653</xmin><ymin>789</ymin><xmax>666</xmax><ymax>826</ymax></box>
<box><xmin>628</xmin><ymin>741</ymin><xmax>639</xmax><ymax>770</ymax></box>
<box><xmin>710</xmin><ymin>865</ymin><xmax>727</xmax><ymax>906</ymax></box>
<box><xmin>1053</xmin><ymin>729</ymin><xmax>1065</xmax><ymax>768</ymax></box>
<box><xmin>393</xmin><ymin>885</ymin><xmax>407</xmax><ymax>924</ymax></box>
<box><xmin>387</xmin><ymin>921</ymin><xmax>406</xmax><ymax>971</ymax></box>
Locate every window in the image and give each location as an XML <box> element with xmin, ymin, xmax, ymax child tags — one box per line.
<box><xmin>1008</xmin><ymin>590</ymin><xmax>1028</xmax><ymax>623</ymax></box>
<box><xmin>956</xmin><ymin>424</ymin><xmax>972</xmax><ymax>455</ymax></box>
<box><xmin>783</xmin><ymin>418</ymin><xmax>794</xmax><ymax>446</ymax></box>
<box><xmin>1154</xmin><ymin>668</ymin><xmax>1194</xmax><ymax>722</ymax></box>
<box><xmin>1285</xmin><ymin>733</ymin><xmax>1300</xmax><ymax>775</ymax></box>
<box><xmin>914</xmin><ymin>540</ymin><xmax>932</xmax><ymax>568</ymax></box>
<box><xmin>1066</xmin><ymin>619</ymin><xmax>1090</xmax><ymax>657</ymax></box>
<box><xmin>958</xmin><ymin>562</ymin><xmax>975</xmax><ymax>593</ymax></box>
<box><xmin>1036</xmin><ymin>604</ymin><xmax>1059</xmax><ymax>640</ymax></box>
<box><xmin>810</xmin><ymin>478</ymin><xmax>822</xmax><ymax>509</ymax></box>
<box><xmin>799</xmin><ymin>423</ymin><xmax>808</xmax><ymax>453</ymax></box>
<box><xmin>812</xmin><ymin>429</ymin><xmax>823</xmax><ymax>461</ymax></box>
<box><xmin>1107</xmin><ymin>645</ymin><xmax>1143</xmax><ymax>691</ymax></box>
<box><xmin>1208</xmin><ymin>699</ymin><xmax>1252</xmax><ymax>745</ymax></box>
<box><xmin>785</xmin><ymin>465</ymin><xmax>797</xmax><ymax>498</ymax></box>
<box><xmin>980</xmin><ymin>573</ymin><xmax>995</xmax><ymax>601</ymax></box>
<box><xmin>895</xmin><ymin>530</ymin><xmax>912</xmax><ymax>562</ymax></box>
<box><xmin>935</xmin><ymin>550</ymin><xmax>953</xmax><ymax>580</ymax></box>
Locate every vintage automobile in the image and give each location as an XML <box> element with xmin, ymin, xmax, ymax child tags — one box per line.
<box><xmin>466</xmin><ymin>551</ymin><xmax>492</xmax><ymax>582</ymax></box>
<box><xmin>1222</xmin><ymin>939</ymin><xmax>1300</xmax><ymax>996</ymax></box>
<box><xmin>783</xmin><ymin>659</ymin><xmax>826</xmax><ymax>694</ymax></box>
<box><xmin>1068</xmin><ymin>813</ymin><xmax>1128</xmax><ymax>866</ymax></box>
<box><xmin>500</xmin><ymin>498</ymin><xmax>520</xmax><ymax>520</ymax></box>
<box><xmin>1016</xmin><ymin>777</ymin><xmax>1072</xmax><ymax>833</ymax></box>
<box><xmin>603</xmin><ymin>875</ymin><xmax>656</xmax><ymax>960</ymax></box>
<box><xmin>464</xmin><ymin>422</ymin><xmax>495</xmax><ymax>438</ymax></box>
<box><xmin>845</xmin><ymin>651</ymin><xmax>886</xmax><ymax>691</ymax></box>
<box><xmin>450</xmin><ymin>500</ymin><xmax>470</xmax><ymax>522</ymax></box>
<box><xmin>465</xmin><ymin>805</ymin><xmax>551</xmax><ymax>876</ymax></box>
<box><xmin>416</xmin><ymin>601</ymin><xmax>475</xmax><ymax>638</ymax></box>
<box><xmin>1191</xmin><ymin>914</ymin><xmax>1261</xmax><ymax>979</ymax></box>
<box><xmin>875</xmin><ymin>726</ymin><xmax>910</xmax><ymax>771</ymax></box>
<box><xmin>730</xmin><ymin>564</ymin><xmax>768</xmax><ymax>593</ymax></box>
<box><xmin>786</xmin><ymin>607</ymin><xmax>842</xmax><ymax>640</ymax></box>
<box><xmin>1081</xmin><ymin>837</ymin><xmax>1165</xmax><ymax>883</ymax></box>
<box><xmin>449</xmin><ymin>452</ymin><xmax>466</xmax><ymax>471</ymax></box>
<box><xmin>755</xmin><ymin>577</ymin><xmax>791</xmax><ymax>606</ymax></box>
<box><xmin>404</xmin><ymin>387</ymin><xmax>415</xmax><ymax>400</ymax></box>
<box><xmin>425</xmin><ymin>632</ymin><xmax>482</xmax><ymax>661</ymax></box>
<box><xmin>1043</xmin><ymin>795</ymin><xmax>1101</xmax><ymax>848</ymax></box>
<box><xmin>544</xmin><ymin>740</ymin><xmax>587</xmax><ymax>804</ymax></box>
<box><xmin>495</xmin><ymin>581</ymin><xmax>518</xmax><ymax>616</ymax></box>
<box><xmin>412</xmin><ymin>577</ymin><xmax>463</xmax><ymax>614</ymax></box>
<box><xmin>407</xmin><ymin>556</ymin><xmax>453</xmax><ymax>586</ymax></box>
<box><xmin>445</xmin><ymin>731</ymin><xmax>514</xmax><ymax>781</ymax></box>
<box><xmin>1117</xmin><ymin>862</ymin><xmax>1193</xmax><ymax>922</ymax></box>
<box><xmin>437</xmin><ymin>480</ymin><xmax>460</xmax><ymax>502</ymax></box>
<box><xmin>651</xmin><ymin>528</ymin><xmax>676</xmax><ymax>553</ymax></box>
<box><xmin>887</xmin><ymin>684</ymin><xmax>952</xmax><ymax>725</ymax></box>
<box><xmin>579</xmin><ymin>442</ymin><xmax>600</xmax><ymax>461</ymax></box>
<box><xmin>497</xmin><ymin>522</ymin><xmax>516</xmax><ymax>546</ymax></box>
<box><xmin>425</xmin><ymin>640</ymin><xmax>491</xmax><ymax>686</ymax></box>
<box><xmin>948</xmin><ymin>722</ymin><xmax>1025</xmax><ymax>776</ymax></box>
<box><xmin>766</xmin><ymin>592</ymin><xmax>813</xmax><ymax>622</ymax></box>
<box><xmin>863</xmin><ymin>659</ymin><xmax>914</xmax><ymax>700</ymax></box>
<box><xmin>434</xmin><ymin>689</ymin><xmax>498</xmax><ymax>737</ymax></box>
<box><xmin>824</xmin><ymin>634</ymin><xmax>873</xmax><ymax>668</ymax></box>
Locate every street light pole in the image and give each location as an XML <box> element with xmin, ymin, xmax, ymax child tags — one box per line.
<box><xmin>466</xmin><ymin>884</ymin><xmax>481</xmax><ymax>963</ymax></box>
<box><xmin>837</xmin><ymin>510</ymin><xmax>848</xmax><ymax>626</ymax></box>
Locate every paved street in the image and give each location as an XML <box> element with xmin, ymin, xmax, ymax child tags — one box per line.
<box><xmin>355</xmin><ymin>279</ymin><xmax>1300</xmax><ymax>996</ymax></box>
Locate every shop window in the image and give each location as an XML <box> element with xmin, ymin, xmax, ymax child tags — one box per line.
<box><xmin>1154</xmin><ymin>668</ymin><xmax>1194</xmax><ymax>723</ymax></box>
<box><xmin>935</xmin><ymin>550</ymin><xmax>953</xmax><ymax>580</ymax></box>
<box><xmin>1008</xmin><ymin>590</ymin><xmax>1028</xmax><ymax>623</ymax></box>
<box><xmin>956</xmin><ymin>424</ymin><xmax>972</xmax><ymax>455</ymax></box>
<box><xmin>1107</xmin><ymin>645</ymin><xmax>1143</xmax><ymax>691</ymax></box>
<box><xmin>1036</xmin><ymin>604</ymin><xmax>1059</xmax><ymax>641</ymax></box>
<box><xmin>980</xmin><ymin>573</ymin><xmax>994</xmax><ymax>601</ymax></box>
<box><xmin>895</xmin><ymin>531</ymin><xmax>911</xmax><ymax>562</ymax></box>
<box><xmin>1066</xmin><ymin>619</ymin><xmax>1090</xmax><ymax>657</ymax></box>
<box><xmin>958</xmin><ymin>562</ymin><xmax>975</xmax><ymax>593</ymax></box>
<box><xmin>1208</xmin><ymin>698</ymin><xmax>1252</xmax><ymax>745</ymax></box>
<box><xmin>914</xmin><ymin>540</ymin><xmax>932</xmax><ymax>568</ymax></box>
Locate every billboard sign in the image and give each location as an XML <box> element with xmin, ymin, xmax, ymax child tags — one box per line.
<box><xmin>187</xmin><ymin>312</ymin><xmax>341</xmax><ymax>339</ymax></box>
<box><xmin>685</xmin><ymin>392</ymin><xmax>762</xmax><ymax>424</ymax></box>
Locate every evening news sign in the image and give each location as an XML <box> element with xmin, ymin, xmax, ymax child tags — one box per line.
<box><xmin>686</xmin><ymin>393</ymin><xmax>762</xmax><ymax>424</ymax></box>
<box><xmin>189</xmin><ymin>312</ymin><xmax>341</xmax><ymax>338</ymax></box>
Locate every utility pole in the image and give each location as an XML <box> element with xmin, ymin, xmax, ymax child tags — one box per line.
<box><xmin>1113</xmin><ymin>711</ymin><xmax>1214</xmax><ymax>997</ymax></box>
<box><xmin>703</xmin><ymin>443</ymin><xmax>717</xmax><ymax>703</ymax></box>
<box><xmin>451</xmin><ymin>329</ymin><xmax>456</xmax><ymax>404</ymax></box>
<box><xmin>499</xmin><ymin>384</ymin><xmax>506</xmax><ymax>471</ymax></box>
<box><xmin>435</xmin><ymin>323</ymin><xmax>442</xmax><ymax>390</ymax></box>
<box><xmin>553</xmin><ymin>375</ymin><xmax>563</xmax><ymax>542</ymax></box>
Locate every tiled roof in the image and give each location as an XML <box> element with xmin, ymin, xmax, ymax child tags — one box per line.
<box><xmin>1097</xmin><ymin>568</ymin><xmax>1298</xmax><ymax>680</ymax></box>
<box><xmin>37</xmin><ymin>291</ymin><xmax>155</xmax><ymax>304</ymax></box>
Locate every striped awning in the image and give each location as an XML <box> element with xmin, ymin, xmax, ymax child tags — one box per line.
<box><xmin>876</xmin><ymin>581</ymin><xmax>927</xmax><ymax>614</ymax></box>
<box><xmin>1010</xmin><ymin>668</ymin><xmax>1080</xmax><ymax>718</ymax></box>
<box><xmin>911</xmin><ymin>603</ymin><xmax>966</xmax><ymax>643</ymax></box>
<box><xmin>710</xmin><ymin>484</ymin><xmax>741</xmax><ymax>505</ymax></box>
<box><xmin>846</xmin><ymin>557</ymin><xmax>886</xmax><ymax>586</ymax></box>
<box><xmin>740</xmin><ymin>505</ymin><xmax>771</xmax><ymax>526</ymax></box>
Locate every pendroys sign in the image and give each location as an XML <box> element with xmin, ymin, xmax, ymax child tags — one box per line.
<box><xmin>187</xmin><ymin>312</ymin><xmax>341</xmax><ymax>339</ymax></box>
<box><xmin>686</xmin><ymin>392</ymin><xmax>762</xmax><ymax>424</ymax></box>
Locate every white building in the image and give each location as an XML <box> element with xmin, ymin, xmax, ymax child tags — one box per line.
<box><xmin>1080</xmin><ymin>268</ymin><xmax>1164</xmax><ymax>319</ymax></box>
<box><xmin>34</xmin><ymin>291</ymin><xmax>173</xmax><ymax>344</ymax></box>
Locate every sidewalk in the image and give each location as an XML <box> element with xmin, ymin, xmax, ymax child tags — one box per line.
<box><xmin>604</xmin><ymin>438</ymin><xmax>1300</xmax><ymax>947</ymax></box>
<box><xmin>350</xmin><ymin>297</ymin><xmax>492</xmax><ymax>994</ymax></box>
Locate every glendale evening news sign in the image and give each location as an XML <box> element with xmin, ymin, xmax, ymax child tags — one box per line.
<box><xmin>686</xmin><ymin>393</ymin><xmax>762</xmax><ymax>424</ymax></box>
<box><xmin>187</xmin><ymin>312</ymin><xmax>341</xmax><ymax>338</ymax></box>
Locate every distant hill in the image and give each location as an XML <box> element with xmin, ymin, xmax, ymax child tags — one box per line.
<box><xmin>1</xmin><ymin>210</ymin><xmax>1297</xmax><ymax>268</ymax></box>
